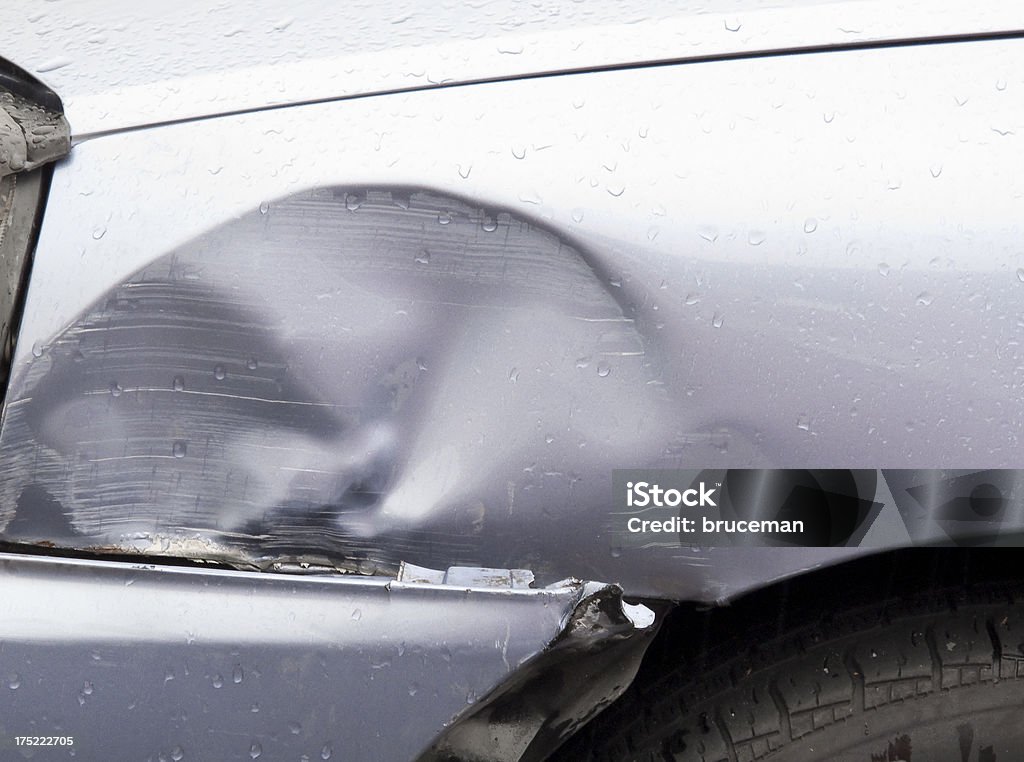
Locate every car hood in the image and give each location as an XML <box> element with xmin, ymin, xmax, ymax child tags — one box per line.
<box><xmin>7</xmin><ymin>0</ymin><xmax>1024</xmax><ymax>139</ymax></box>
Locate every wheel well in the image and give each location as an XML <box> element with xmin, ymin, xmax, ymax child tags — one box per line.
<box><xmin>634</xmin><ymin>547</ymin><xmax>1017</xmax><ymax>690</ymax></box>
<box><xmin>555</xmin><ymin>549</ymin><xmax>1024</xmax><ymax>760</ymax></box>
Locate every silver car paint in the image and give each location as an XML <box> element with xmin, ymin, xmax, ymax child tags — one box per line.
<box><xmin>0</xmin><ymin>552</ymin><xmax>654</xmax><ymax>760</ymax></box>
<box><xmin>3</xmin><ymin>37</ymin><xmax>1023</xmax><ymax>601</ymax></box>
<box><xmin>6</xmin><ymin>1</ymin><xmax>1024</xmax><ymax>137</ymax></box>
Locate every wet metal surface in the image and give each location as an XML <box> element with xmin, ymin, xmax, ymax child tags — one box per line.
<box><xmin>7</xmin><ymin>1</ymin><xmax>1024</xmax><ymax>138</ymax></box>
<box><xmin>4</xmin><ymin>40</ymin><xmax>1024</xmax><ymax>601</ymax></box>
<box><xmin>0</xmin><ymin>553</ymin><xmax>643</xmax><ymax>761</ymax></box>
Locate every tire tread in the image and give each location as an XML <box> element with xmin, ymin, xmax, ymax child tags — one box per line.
<box><xmin>554</xmin><ymin>582</ymin><xmax>1024</xmax><ymax>761</ymax></box>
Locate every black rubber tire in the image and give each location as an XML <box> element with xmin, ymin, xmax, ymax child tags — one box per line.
<box><xmin>554</xmin><ymin>583</ymin><xmax>1024</xmax><ymax>761</ymax></box>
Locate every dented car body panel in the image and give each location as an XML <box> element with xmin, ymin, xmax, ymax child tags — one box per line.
<box><xmin>5</xmin><ymin>37</ymin><xmax>1024</xmax><ymax>601</ymax></box>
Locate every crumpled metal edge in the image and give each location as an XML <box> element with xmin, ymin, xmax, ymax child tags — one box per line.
<box><xmin>0</xmin><ymin>87</ymin><xmax>70</xmax><ymax>177</ymax></box>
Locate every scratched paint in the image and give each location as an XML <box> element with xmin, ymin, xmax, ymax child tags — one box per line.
<box><xmin>0</xmin><ymin>187</ymin><xmax>668</xmax><ymax>576</ymax></box>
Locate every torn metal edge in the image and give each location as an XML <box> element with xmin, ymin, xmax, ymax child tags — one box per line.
<box><xmin>0</xmin><ymin>86</ymin><xmax>70</xmax><ymax>177</ymax></box>
<box><xmin>418</xmin><ymin>581</ymin><xmax>663</xmax><ymax>762</ymax></box>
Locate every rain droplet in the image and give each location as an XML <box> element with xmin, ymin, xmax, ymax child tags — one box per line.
<box><xmin>712</xmin><ymin>313</ymin><xmax>725</xmax><ymax>328</ymax></box>
<box><xmin>508</xmin><ymin>368</ymin><xmax>519</xmax><ymax>383</ymax></box>
<box><xmin>803</xmin><ymin>218</ymin><xmax>818</xmax><ymax>234</ymax></box>
<box><xmin>511</xmin><ymin>144</ymin><xmax>527</xmax><ymax>160</ymax></box>
<box><xmin>1016</xmin><ymin>268</ymin><xmax>1024</xmax><ymax>283</ymax></box>
<box><xmin>916</xmin><ymin>292</ymin><xmax>934</xmax><ymax>306</ymax></box>
<box><xmin>606</xmin><ymin>184</ymin><xmax>625</xmax><ymax>197</ymax></box>
<box><xmin>344</xmin><ymin>193</ymin><xmax>362</xmax><ymax>212</ymax></box>
<box><xmin>171</xmin><ymin>747</ymin><xmax>184</xmax><ymax>761</ymax></box>
<box><xmin>596</xmin><ymin>363</ymin><xmax>611</xmax><ymax>378</ymax></box>
<box><xmin>233</xmin><ymin>665</ymin><xmax>244</xmax><ymax>684</ymax></box>
<box><xmin>796</xmin><ymin>414</ymin><xmax>811</xmax><ymax>431</ymax></box>
<box><xmin>575</xmin><ymin>356</ymin><xmax>591</xmax><ymax>369</ymax></box>
<box><xmin>92</xmin><ymin>225</ymin><xmax>107</xmax><ymax>240</ymax></box>
<box><xmin>31</xmin><ymin>341</ymin><xmax>43</xmax><ymax>358</ymax></box>
<box><xmin>351</xmin><ymin>609</ymin><xmax>362</xmax><ymax>621</ymax></box>
<box><xmin>289</xmin><ymin>722</ymin><xmax>302</xmax><ymax>735</ymax></box>
<box><xmin>110</xmin><ymin>382</ymin><xmax>123</xmax><ymax>397</ymax></box>
<box><xmin>212</xmin><ymin>674</ymin><xmax>224</xmax><ymax>688</ymax></box>
<box><xmin>647</xmin><ymin>226</ymin><xmax>659</xmax><ymax>241</ymax></box>
<box><xmin>996</xmin><ymin>79</ymin><xmax>1007</xmax><ymax>91</ymax></box>
<box><xmin>457</xmin><ymin>163</ymin><xmax>472</xmax><ymax>179</ymax></box>
<box><xmin>172</xmin><ymin>376</ymin><xmax>185</xmax><ymax>391</ymax></box>
<box><xmin>482</xmin><ymin>216</ymin><xmax>498</xmax><ymax>233</ymax></box>
<box><xmin>878</xmin><ymin>263</ymin><xmax>890</xmax><ymax>277</ymax></box>
<box><xmin>414</xmin><ymin>249</ymin><xmax>430</xmax><ymax>265</ymax></box>
<box><xmin>684</xmin><ymin>293</ymin><xmax>700</xmax><ymax>306</ymax></box>
<box><xmin>83</xmin><ymin>681</ymin><xmax>94</xmax><ymax>695</ymax></box>
<box><xmin>214</xmin><ymin>365</ymin><xmax>226</xmax><ymax>380</ymax></box>
<box><xmin>249</xmin><ymin>743</ymin><xmax>262</xmax><ymax>759</ymax></box>
<box><xmin>747</xmin><ymin>230</ymin><xmax>766</xmax><ymax>246</ymax></box>
<box><xmin>7</xmin><ymin>674</ymin><xmax>20</xmax><ymax>690</ymax></box>
<box><xmin>929</xmin><ymin>164</ymin><xmax>943</xmax><ymax>178</ymax></box>
<box><xmin>321</xmin><ymin>746</ymin><xmax>333</xmax><ymax>760</ymax></box>
<box><xmin>570</xmin><ymin>208</ymin><xmax>584</xmax><ymax>223</ymax></box>
<box><xmin>259</xmin><ymin>201</ymin><xmax>270</xmax><ymax>215</ymax></box>
<box><xmin>246</xmin><ymin>357</ymin><xmax>258</xmax><ymax>370</ymax></box>
<box><xmin>36</xmin><ymin>56</ymin><xmax>73</xmax><ymax>73</ymax></box>
<box><xmin>724</xmin><ymin>18</ymin><xmax>742</xmax><ymax>31</ymax></box>
<box><xmin>173</xmin><ymin>441</ymin><xmax>187</xmax><ymax>458</ymax></box>
<box><xmin>697</xmin><ymin>225</ymin><xmax>718</xmax><ymax>243</ymax></box>
<box><xmin>437</xmin><ymin>211</ymin><xmax>452</xmax><ymax>225</ymax></box>
<box><xmin>823</xmin><ymin>112</ymin><xmax>836</xmax><ymax>124</ymax></box>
